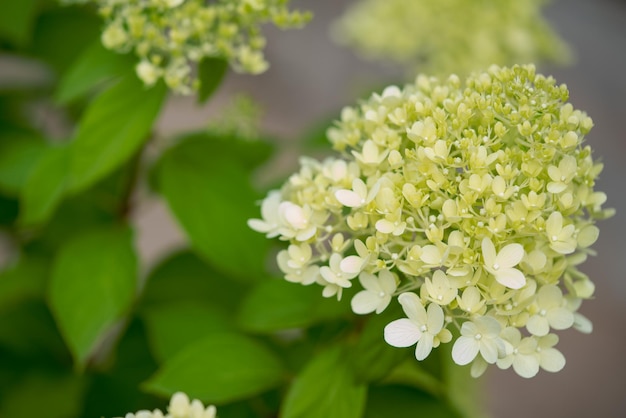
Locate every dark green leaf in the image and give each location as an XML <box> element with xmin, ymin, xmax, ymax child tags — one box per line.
<box><xmin>0</xmin><ymin>255</ymin><xmax>48</xmax><ymax>312</ymax></box>
<box><xmin>48</xmin><ymin>226</ymin><xmax>138</xmax><ymax>366</ymax></box>
<box><xmin>440</xmin><ymin>342</ymin><xmax>484</xmax><ymax>418</ymax></box>
<box><xmin>238</xmin><ymin>279</ymin><xmax>349</xmax><ymax>333</ymax></box>
<box><xmin>197</xmin><ymin>57</ymin><xmax>228</xmax><ymax>104</ymax></box>
<box><xmin>0</xmin><ymin>135</ymin><xmax>46</xmax><ymax>195</ymax></box>
<box><xmin>0</xmin><ymin>0</ymin><xmax>38</xmax><ymax>46</ymax></box>
<box><xmin>142</xmin><ymin>302</ymin><xmax>233</xmax><ymax>362</ymax></box>
<box><xmin>141</xmin><ymin>250</ymin><xmax>248</xmax><ymax>311</ymax></box>
<box><xmin>0</xmin><ymin>371</ymin><xmax>87</xmax><ymax>418</ymax></box>
<box><xmin>144</xmin><ymin>333</ymin><xmax>285</xmax><ymax>404</ymax></box>
<box><xmin>30</xmin><ymin>7</ymin><xmax>101</xmax><ymax>74</ymax></box>
<box><xmin>68</xmin><ymin>75</ymin><xmax>167</xmax><ymax>193</ymax></box>
<box><xmin>19</xmin><ymin>144</ymin><xmax>69</xmax><ymax>226</ymax></box>
<box><xmin>364</xmin><ymin>385</ymin><xmax>461</xmax><ymax>418</ymax></box>
<box><xmin>56</xmin><ymin>40</ymin><xmax>135</xmax><ymax>105</ymax></box>
<box><xmin>281</xmin><ymin>346</ymin><xmax>367</xmax><ymax>418</ymax></box>
<box><xmin>350</xmin><ymin>304</ymin><xmax>409</xmax><ymax>383</ymax></box>
<box><xmin>157</xmin><ymin>135</ymin><xmax>270</xmax><ymax>282</ymax></box>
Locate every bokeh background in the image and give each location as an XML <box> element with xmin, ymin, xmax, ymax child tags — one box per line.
<box><xmin>141</xmin><ymin>0</ymin><xmax>626</xmax><ymax>416</ymax></box>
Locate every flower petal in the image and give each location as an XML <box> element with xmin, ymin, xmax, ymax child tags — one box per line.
<box><xmin>481</xmin><ymin>237</ymin><xmax>496</xmax><ymax>267</ymax></box>
<box><xmin>426</xmin><ymin>303</ymin><xmax>444</xmax><ymax>334</ymax></box>
<box><xmin>384</xmin><ymin>318</ymin><xmax>421</xmax><ymax>348</ymax></box>
<box><xmin>398</xmin><ymin>292</ymin><xmax>426</xmax><ymax>324</ymax></box>
<box><xmin>415</xmin><ymin>333</ymin><xmax>434</xmax><ymax>361</ymax></box>
<box><xmin>526</xmin><ymin>315</ymin><xmax>549</xmax><ymax>337</ymax></box>
<box><xmin>335</xmin><ymin>189</ymin><xmax>363</xmax><ymax>207</ymax></box>
<box><xmin>512</xmin><ymin>354</ymin><xmax>540</xmax><ymax>378</ymax></box>
<box><xmin>452</xmin><ymin>336</ymin><xmax>479</xmax><ymax>365</ymax></box>
<box><xmin>495</xmin><ymin>268</ymin><xmax>526</xmax><ymax>289</ymax></box>
<box><xmin>539</xmin><ymin>348</ymin><xmax>566</xmax><ymax>372</ymax></box>
<box><xmin>351</xmin><ymin>290</ymin><xmax>382</xmax><ymax>315</ymax></box>
<box><xmin>495</xmin><ymin>243</ymin><xmax>524</xmax><ymax>268</ymax></box>
<box><xmin>547</xmin><ymin>307</ymin><xmax>575</xmax><ymax>330</ymax></box>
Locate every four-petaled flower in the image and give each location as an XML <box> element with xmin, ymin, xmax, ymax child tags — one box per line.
<box><xmin>451</xmin><ymin>316</ymin><xmax>505</xmax><ymax>365</ymax></box>
<box><xmin>384</xmin><ymin>293</ymin><xmax>452</xmax><ymax>360</ymax></box>
<box><xmin>351</xmin><ymin>269</ymin><xmax>397</xmax><ymax>314</ymax></box>
<box><xmin>482</xmin><ymin>237</ymin><xmax>526</xmax><ymax>289</ymax></box>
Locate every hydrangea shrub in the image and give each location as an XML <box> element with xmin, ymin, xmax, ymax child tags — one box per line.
<box><xmin>333</xmin><ymin>0</ymin><xmax>569</xmax><ymax>76</ymax></box>
<box><xmin>250</xmin><ymin>64</ymin><xmax>612</xmax><ymax>378</ymax></box>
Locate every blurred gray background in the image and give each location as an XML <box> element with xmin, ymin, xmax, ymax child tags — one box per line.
<box><xmin>139</xmin><ymin>0</ymin><xmax>626</xmax><ymax>416</ymax></box>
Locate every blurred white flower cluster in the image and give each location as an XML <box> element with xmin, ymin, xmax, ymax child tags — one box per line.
<box><xmin>249</xmin><ymin>64</ymin><xmax>612</xmax><ymax>378</ymax></box>
<box><xmin>115</xmin><ymin>392</ymin><xmax>216</xmax><ymax>418</ymax></box>
<box><xmin>332</xmin><ymin>0</ymin><xmax>569</xmax><ymax>76</ymax></box>
<box><xmin>62</xmin><ymin>0</ymin><xmax>310</xmax><ymax>93</ymax></box>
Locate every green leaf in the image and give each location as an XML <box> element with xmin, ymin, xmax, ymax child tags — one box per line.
<box><xmin>19</xmin><ymin>144</ymin><xmax>69</xmax><ymax>226</ymax></box>
<box><xmin>440</xmin><ymin>343</ymin><xmax>485</xmax><ymax>418</ymax></box>
<box><xmin>56</xmin><ymin>40</ymin><xmax>135</xmax><ymax>105</ymax></box>
<box><xmin>68</xmin><ymin>75</ymin><xmax>167</xmax><ymax>193</ymax></box>
<box><xmin>0</xmin><ymin>255</ymin><xmax>48</xmax><ymax>312</ymax></box>
<box><xmin>281</xmin><ymin>346</ymin><xmax>367</xmax><ymax>418</ymax></box>
<box><xmin>142</xmin><ymin>301</ymin><xmax>233</xmax><ymax>362</ymax></box>
<box><xmin>364</xmin><ymin>385</ymin><xmax>461</xmax><ymax>418</ymax></box>
<box><xmin>350</xmin><ymin>305</ymin><xmax>409</xmax><ymax>383</ymax></box>
<box><xmin>197</xmin><ymin>57</ymin><xmax>228</xmax><ymax>104</ymax></box>
<box><xmin>157</xmin><ymin>135</ymin><xmax>270</xmax><ymax>282</ymax></box>
<box><xmin>48</xmin><ymin>226</ymin><xmax>138</xmax><ymax>366</ymax></box>
<box><xmin>30</xmin><ymin>7</ymin><xmax>101</xmax><ymax>74</ymax></box>
<box><xmin>238</xmin><ymin>279</ymin><xmax>349</xmax><ymax>333</ymax></box>
<box><xmin>144</xmin><ymin>333</ymin><xmax>285</xmax><ymax>404</ymax></box>
<box><xmin>0</xmin><ymin>0</ymin><xmax>38</xmax><ymax>46</ymax></box>
<box><xmin>0</xmin><ymin>371</ymin><xmax>87</xmax><ymax>418</ymax></box>
<box><xmin>0</xmin><ymin>135</ymin><xmax>47</xmax><ymax>195</ymax></box>
<box><xmin>141</xmin><ymin>250</ymin><xmax>248</xmax><ymax>311</ymax></box>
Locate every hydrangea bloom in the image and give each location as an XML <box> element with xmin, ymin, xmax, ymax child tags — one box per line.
<box><xmin>62</xmin><ymin>0</ymin><xmax>310</xmax><ymax>93</ymax></box>
<box><xmin>250</xmin><ymin>64</ymin><xmax>612</xmax><ymax>378</ymax></box>
<box><xmin>114</xmin><ymin>392</ymin><xmax>217</xmax><ymax>418</ymax></box>
<box><xmin>332</xmin><ymin>0</ymin><xmax>569</xmax><ymax>76</ymax></box>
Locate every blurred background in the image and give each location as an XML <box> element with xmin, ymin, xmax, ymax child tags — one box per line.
<box><xmin>143</xmin><ymin>0</ymin><xmax>626</xmax><ymax>416</ymax></box>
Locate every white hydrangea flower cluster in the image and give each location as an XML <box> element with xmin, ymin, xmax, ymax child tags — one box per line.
<box><xmin>249</xmin><ymin>64</ymin><xmax>612</xmax><ymax>378</ymax></box>
<box><xmin>332</xmin><ymin>0</ymin><xmax>569</xmax><ymax>76</ymax></box>
<box><xmin>62</xmin><ymin>0</ymin><xmax>310</xmax><ymax>93</ymax></box>
<box><xmin>115</xmin><ymin>392</ymin><xmax>216</xmax><ymax>418</ymax></box>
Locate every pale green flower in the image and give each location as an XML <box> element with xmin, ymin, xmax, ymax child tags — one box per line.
<box><xmin>452</xmin><ymin>316</ymin><xmax>505</xmax><ymax>366</ymax></box>
<box><xmin>62</xmin><ymin>0</ymin><xmax>310</xmax><ymax>93</ymax></box>
<box><xmin>384</xmin><ymin>293</ymin><xmax>452</xmax><ymax>361</ymax></box>
<box><xmin>351</xmin><ymin>269</ymin><xmax>397</xmax><ymax>314</ymax></box>
<box><xmin>332</xmin><ymin>0</ymin><xmax>570</xmax><ymax>76</ymax></box>
<box><xmin>114</xmin><ymin>392</ymin><xmax>217</xmax><ymax>418</ymax></box>
<box><xmin>250</xmin><ymin>65</ymin><xmax>611</xmax><ymax>377</ymax></box>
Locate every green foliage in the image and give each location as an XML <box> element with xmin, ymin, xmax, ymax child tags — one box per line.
<box><xmin>68</xmin><ymin>74</ymin><xmax>167</xmax><ymax>193</ymax></box>
<box><xmin>56</xmin><ymin>40</ymin><xmax>135</xmax><ymax>105</ymax></box>
<box><xmin>281</xmin><ymin>345</ymin><xmax>367</xmax><ymax>418</ymax></box>
<box><xmin>0</xmin><ymin>134</ymin><xmax>47</xmax><ymax>195</ymax></box>
<box><xmin>48</xmin><ymin>227</ymin><xmax>138</xmax><ymax>366</ymax></box>
<box><xmin>19</xmin><ymin>145</ymin><xmax>69</xmax><ymax>226</ymax></box>
<box><xmin>156</xmin><ymin>133</ymin><xmax>270</xmax><ymax>282</ymax></box>
<box><xmin>238</xmin><ymin>279</ymin><xmax>350</xmax><ymax>333</ymax></box>
<box><xmin>0</xmin><ymin>0</ymin><xmax>39</xmax><ymax>46</ymax></box>
<box><xmin>197</xmin><ymin>57</ymin><xmax>229</xmax><ymax>104</ymax></box>
<box><xmin>364</xmin><ymin>385</ymin><xmax>461</xmax><ymax>418</ymax></box>
<box><xmin>144</xmin><ymin>333</ymin><xmax>286</xmax><ymax>404</ymax></box>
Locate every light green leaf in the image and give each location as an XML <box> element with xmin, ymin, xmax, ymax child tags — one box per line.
<box><xmin>144</xmin><ymin>333</ymin><xmax>285</xmax><ymax>404</ymax></box>
<box><xmin>19</xmin><ymin>145</ymin><xmax>69</xmax><ymax>226</ymax></box>
<box><xmin>142</xmin><ymin>301</ymin><xmax>233</xmax><ymax>362</ymax></box>
<box><xmin>157</xmin><ymin>135</ymin><xmax>269</xmax><ymax>282</ymax></box>
<box><xmin>0</xmin><ymin>135</ymin><xmax>47</xmax><ymax>195</ymax></box>
<box><xmin>49</xmin><ymin>226</ymin><xmax>137</xmax><ymax>366</ymax></box>
<box><xmin>197</xmin><ymin>57</ymin><xmax>228</xmax><ymax>104</ymax></box>
<box><xmin>0</xmin><ymin>0</ymin><xmax>38</xmax><ymax>46</ymax></box>
<box><xmin>56</xmin><ymin>40</ymin><xmax>135</xmax><ymax>104</ymax></box>
<box><xmin>281</xmin><ymin>346</ymin><xmax>367</xmax><ymax>418</ymax></box>
<box><xmin>68</xmin><ymin>74</ymin><xmax>167</xmax><ymax>193</ymax></box>
<box><xmin>238</xmin><ymin>279</ymin><xmax>349</xmax><ymax>333</ymax></box>
<box><xmin>364</xmin><ymin>385</ymin><xmax>461</xmax><ymax>418</ymax></box>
